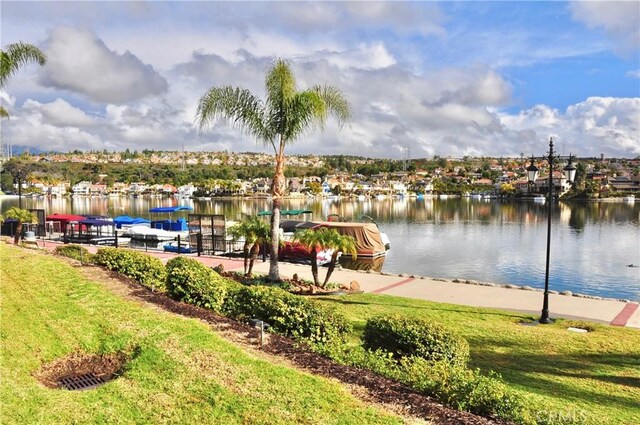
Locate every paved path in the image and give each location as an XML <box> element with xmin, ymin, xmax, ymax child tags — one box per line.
<box><xmin>36</xmin><ymin>240</ymin><xmax>639</xmax><ymax>329</ymax></box>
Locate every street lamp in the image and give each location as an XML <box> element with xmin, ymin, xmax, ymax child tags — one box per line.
<box><xmin>527</xmin><ymin>138</ymin><xmax>577</xmax><ymax>324</ymax></box>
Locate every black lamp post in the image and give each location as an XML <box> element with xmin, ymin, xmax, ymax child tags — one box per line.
<box><xmin>527</xmin><ymin>138</ymin><xmax>577</xmax><ymax>324</ymax></box>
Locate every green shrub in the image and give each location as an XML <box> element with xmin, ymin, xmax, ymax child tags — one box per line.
<box><xmin>54</xmin><ymin>244</ymin><xmax>94</xmax><ymax>263</ymax></box>
<box><xmin>363</xmin><ymin>315</ymin><xmax>470</xmax><ymax>367</ymax></box>
<box><xmin>94</xmin><ymin>248</ymin><xmax>166</xmax><ymax>291</ymax></box>
<box><xmin>401</xmin><ymin>358</ymin><xmax>532</xmax><ymax>423</ymax></box>
<box><xmin>225</xmin><ymin>285</ymin><xmax>350</xmax><ymax>345</ymax></box>
<box><xmin>165</xmin><ymin>257</ymin><xmax>232</xmax><ymax>313</ymax></box>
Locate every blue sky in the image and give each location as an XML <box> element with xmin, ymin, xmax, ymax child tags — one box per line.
<box><xmin>1</xmin><ymin>1</ymin><xmax>639</xmax><ymax>158</ymax></box>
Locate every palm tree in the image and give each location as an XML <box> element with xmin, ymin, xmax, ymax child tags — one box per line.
<box><xmin>321</xmin><ymin>230</ymin><xmax>357</xmax><ymax>287</ymax></box>
<box><xmin>196</xmin><ymin>59</ymin><xmax>351</xmax><ymax>281</ymax></box>
<box><xmin>293</xmin><ymin>227</ymin><xmax>357</xmax><ymax>288</ymax></box>
<box><xmin>2</xmin><ymin>207</ymin><xmax>38</xmax><ymax>244</ymax></box>
<box><xmin>1</xmin><ymin>42</ymin><xmax>47</xmax><ymax>118</ymax></box>
<box><xmin>228</xmin><ymin>215</ymin><xmax>271</xmax><ymax>276</ymax></box>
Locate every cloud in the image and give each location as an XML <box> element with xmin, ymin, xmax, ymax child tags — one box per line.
<box><xmin>39</xmin><ymin>27</ymin><xmax>168</xmax><ymax>104</ymax></box>
<box><xmin>570</xmin><ymin>1</ymin><xmax>640</xmax><ymax>56</ymax></box>
<box><xmin>626</xmin><ymin>70</ymin><xmax>640</xmax><ymax>79</ymax></box>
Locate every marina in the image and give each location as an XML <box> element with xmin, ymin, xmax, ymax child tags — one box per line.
<box><xmin>1</xmin><ymin>195</ymin><xmax>638</xmax><ymax>301</ymax></box>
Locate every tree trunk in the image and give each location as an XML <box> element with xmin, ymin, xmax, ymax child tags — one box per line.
<box><xmin>310</xmin><ymin>250</ymin><xmax>319</xmax><ymax>286</ymax></box>
<box><xmin>323</xmin><ymin>251</ymin><xmax>340</xmax><ymax>287</ymax></box>
<box><xmin>248</xmin><ymin>242</ymin><xmax>260</xmax><ymax>276</ymax></box>
<box><xmin>242</xmin><ymin>241</ymin><xmax>250</xmax><ymax>275</ymax></box>
<box><xmin>268</xmin><ymin>148</ymin><xmax>287</xmax><ymax>282</ymax></box>
<box><xmin>13</xmin><ymin>222</ymin><xmax>23</xmax><ymax>244</ymax></box>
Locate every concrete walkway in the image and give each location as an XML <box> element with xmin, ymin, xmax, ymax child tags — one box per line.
<box><xmin>36</xmin><ymin>240</ymin><xmax>640</xmax><ymax>329</ymax></box>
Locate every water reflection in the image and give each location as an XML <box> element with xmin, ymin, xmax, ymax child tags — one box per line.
<box><xmin>1</xmin><ymin>196</ymin><xmax>638</xmax><ymax>300</ymax></box>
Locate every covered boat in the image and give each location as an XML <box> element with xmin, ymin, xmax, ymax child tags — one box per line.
<box><xmin>149</xmin><ymin>206</ymin><xmax>192</xmax><ymax>231</ymax></box>
<box><xmin>113</xmin><ymin>215</ymin><xmax>150</xmax><ymax>228</ymax></box>
<box><xmin>280</xmin><ymin>220</ymin><xmax>388</xmax><ymax>258</ymax></box>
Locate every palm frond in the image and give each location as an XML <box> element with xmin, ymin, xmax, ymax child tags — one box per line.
<box><xmin>195</xmin><ymin>86</ymin><xmax>271</xmax><ymax>141</ymax></box>
<box><xmin>313</xmin><ymin>85</ymin><xmax>352</xmax><ymax>126</ymax></box>
<box><xmin>0</xmin><ymin>106</ymin><xmax>9</xmax><ymax>119</ymax></box>
<box><xmin>1</xmin><ymin>42</ymin><xmax>47</xmax><ymax>88</ymax></box>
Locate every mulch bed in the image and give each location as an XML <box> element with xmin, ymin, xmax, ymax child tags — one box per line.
<box><xmin>94</xmin><ymin>268</ymin><xmax>507</xmax><ymax>425</ymax></box>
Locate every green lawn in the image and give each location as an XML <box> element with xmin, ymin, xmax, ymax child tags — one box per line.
<box><xmin>0</xmin><ymin>244</ymin><xmax>404</xmax><ymax>425</ymax></box>
<box><xmin>315</xmin><ymin>293</ymin><xmax>640</xmax><ymax>425</ymax></box>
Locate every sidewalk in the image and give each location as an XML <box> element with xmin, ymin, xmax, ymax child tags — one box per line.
<box><xmin>37</xmin><ymin>240</ymin><xmax>640</xmax><ymax>329</ymax></box>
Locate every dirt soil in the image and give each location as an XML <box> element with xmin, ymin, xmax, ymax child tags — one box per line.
<box><xmin>70</xmin><ymin>259</ymin><xmax>507</xmax><ymax>425</ymax></box>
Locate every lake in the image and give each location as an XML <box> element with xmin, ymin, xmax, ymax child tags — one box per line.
<box><xmin>2</xmin><ymin>195</ymin><xmax>639</xmax><ymax>301</ymax></box>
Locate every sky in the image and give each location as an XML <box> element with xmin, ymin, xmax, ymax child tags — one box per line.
<box><xmin>1</xmin><ymin>1</ymin><xmax>639</xmax><ymax>159</ymax></box>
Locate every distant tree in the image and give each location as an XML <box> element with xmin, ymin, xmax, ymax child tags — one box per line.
<box><xmin>196</xmin><ymin>58</ymin><xmax>351</xmax><ymax>281</ymax></box>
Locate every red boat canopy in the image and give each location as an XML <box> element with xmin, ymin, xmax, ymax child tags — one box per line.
<box><xmin>46</xmin><ymin>213</ymin><xmax>88</xmax><ymax>233</ymax></box>
<box><xmin>46</xmin><ymin>213</ymin><xmax>87</xmax><ymax>222</ymax></box>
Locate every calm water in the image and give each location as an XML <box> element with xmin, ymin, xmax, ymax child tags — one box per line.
<box><xmin>2</xmin><ymin>195</ymin><xmax>639</xmax><ymax>301</ymax></box>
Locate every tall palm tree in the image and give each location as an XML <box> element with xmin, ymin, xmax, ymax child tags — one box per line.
<box><xmin>228</xmin><ymin>215</ymin><xmax>271</xmax><ymax>276</ymax></box>
<box><xmin>0</xmin><ymin>42</ymin><xmax>47</xmax><ymax>118</ymax></box>
<box><xmin>196</xmin><ymin>59</ymin><xmax>351</xmax><ymax>281</ymax></box>
<box><xmin>2</xmin><ymin>207</ymin><xmax>38</xmax><ymax>244</ymax></box>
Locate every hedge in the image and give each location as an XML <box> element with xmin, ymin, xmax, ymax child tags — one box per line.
<box><xmin>363</xmin><ymin>315</ymin><xmax>470</xmax><ymax>367</ymax></box>
<box><xmin>54</xmin><ymin>244</ymin><xmax>93</xmax><ymax>263</ymax></box>
<box><xmin>165</xmin><ymin>257</ymin><xmax>231</xmax><ymax>313</ymax></box>
<box><xmin>224</xmin><ymin>285</ymin><xmax>351</xmax><ymax>345</ymax></box>
<box><xmin>94</xmin><ymin>248</ymin><xmax>166</xmax><ymax>291</ymax></box>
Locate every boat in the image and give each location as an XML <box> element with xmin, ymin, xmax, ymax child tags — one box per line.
<box><xmin>149</xmin><ymin>206</ymin><xmax>192</xmax><ymax>231</ymax></box>
<box><xmin>623</xmin><ymin>195</ymin><xmax>635</xmax><ymax>203</ymax></box>
<box><xmin>123</xmin><ymin>225</ymin><xmax>186</xmax><ymax>241</ymax></box>
<box><xmin>163</xmin><ymin>241</ymin><xmax>198</xmax><ymax>254</ymax></box>
<box><xmin>279</xmin><ymin>218</ymin><xmax>389</xmax><ymax>258</ymax></box>
<box><xmin>533</xmin><ymin>195</ymin><xmax>546</xmax><ymax>203</ymax></box>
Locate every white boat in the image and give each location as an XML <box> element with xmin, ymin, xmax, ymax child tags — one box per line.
<box><xmin>623</xmin><ymin>195</ymin><xmax>635</xmax><ymax>203</ymax></box>
<box><xmin>533</xmin><ymin>195</ymin><xmax>546</xmax><ymax>203</ymax></box>
<box><xmin>123</xmin><ymin>225</ymin><xmax>187</xmax><ymax>241</ymax></box>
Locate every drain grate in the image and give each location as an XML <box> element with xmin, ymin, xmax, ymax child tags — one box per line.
<box><xmin>58</xmin><ymin>373</ymin><xmax>107</xmax><ymax>391</ymax></box>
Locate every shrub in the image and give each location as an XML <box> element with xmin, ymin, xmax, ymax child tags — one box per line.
<box><xmin>225</xmin><ymin>285</ymin><xmax>350</xmax><ymax>345</ymax></box>
<box><xmin>94</xmin><ymin>248</ymin><xmax>166</xmax><ymax>291</ymax></box>
<box><xmin>401</xmin><ymin>358</ymin><xmax>532</xmax><ymax>423</ymax></box>
<box><xmin>165</xmin><ymin>257</ymin><xmax>232</xmax><ymax>313</ymax></box>
<box><xmin>54</xmin><ymin>244</ymin><xmax>94</xmax><ymax>263</ymax></box>
<box><xmin>363</xmin><ymin>315</ymin><xmax>470</xmax><ymax>367</ymax></box>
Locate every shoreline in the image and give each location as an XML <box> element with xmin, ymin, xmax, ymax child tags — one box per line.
<box><xmin>13</xmin><ymin>238</ymin><xmax>639</xmax><ymax>328</ymax></box>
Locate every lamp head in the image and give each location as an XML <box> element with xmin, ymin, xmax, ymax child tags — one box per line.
<box><xmin>526</xmin><ymin>156</ymin><xmax>539</xmax><ymax>183</ymax></box>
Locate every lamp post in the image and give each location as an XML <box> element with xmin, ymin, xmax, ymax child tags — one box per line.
<box><xmin>527</xmin><ymin>138</ymin><xmax>577</xmax><ymax>324</ymax></box>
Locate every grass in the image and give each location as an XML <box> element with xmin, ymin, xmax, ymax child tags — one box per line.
<box><xmin>314</xmin><ymin>293</ymin><xmax>640</xmax><ymax>425</ymax></box>
<box><xmin>0</xmin><ymin>244</ymin><xmax>405</xmax><ymax>425</ymax></box>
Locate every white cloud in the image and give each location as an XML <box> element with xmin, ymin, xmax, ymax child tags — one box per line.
<box><xmin>22</xmin><ymin>98</ymin><xmax>98</xmax><ymax>127</ymax></box>
<box><xmin>39</xmin><ymin>27</ymin><xmax>168</xmax><ymax>104</ymax></box>
<box><xmin>626</xmin><ymin>70</ymin><xmax>640</xmax><ymax>79</ymax></box>
<box><xmin>570</xmin><ymin>1</ymin><xmax>640</xmax><ymax>56</ymax></box>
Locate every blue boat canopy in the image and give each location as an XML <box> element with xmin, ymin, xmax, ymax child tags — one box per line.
<box><xmin>257</xmin><ymin>209</ymin><xmax>313</xmax><ymax>216</ymax></box>
<box><xmin>113</xmin><ymin>215</ymin><xmax>150</xmax><ymax>225</ymax></box>
<box><xmin>149</xmin><ymin>206</ymin><xmax>193</xmax><ymax>213</ymax></box>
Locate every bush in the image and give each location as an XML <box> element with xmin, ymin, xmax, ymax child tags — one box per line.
<box><xmin>94</xmin><ymin>248</ymin><xmax>166</xmax><ymax>291</ymax></box>
<box><xmin>225</xmin><ymin>285</ymin><xmax>351</xmax><ymax>345</ymax></box>
<box><xmin>363</xmin><ymin>315</ymin><xmax>470</xmax><ymax>367</ymax></box>
<box><xmin>54</xmin><ymin>244</ymin><xmax>94</xmax><ymax>263</ymax></box>
<box><xmin>165</xmin><ymin>257</ymin><xmax>232</xmax><ymax>313</ymax></box>
<box><xmin>401</xmin><ymin>358</ymin><xmax>532</xmax><ymax>423</ymax></box>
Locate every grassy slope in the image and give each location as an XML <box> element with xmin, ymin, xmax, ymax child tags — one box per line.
<box><xmin>315</xmin><ymin>294</ymin><xmax>640</xmax><ymax>425</ymax></box>
<box><xmin>0</xmin><ymin>244</ymin><xmax>403</xmax><ymax>425</ymax></box>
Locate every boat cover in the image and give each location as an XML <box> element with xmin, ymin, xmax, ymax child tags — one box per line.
<box><xmin>318</xmin><ymin>221</ymin><xmax>386</xmax><ymax>257</ymax></box>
